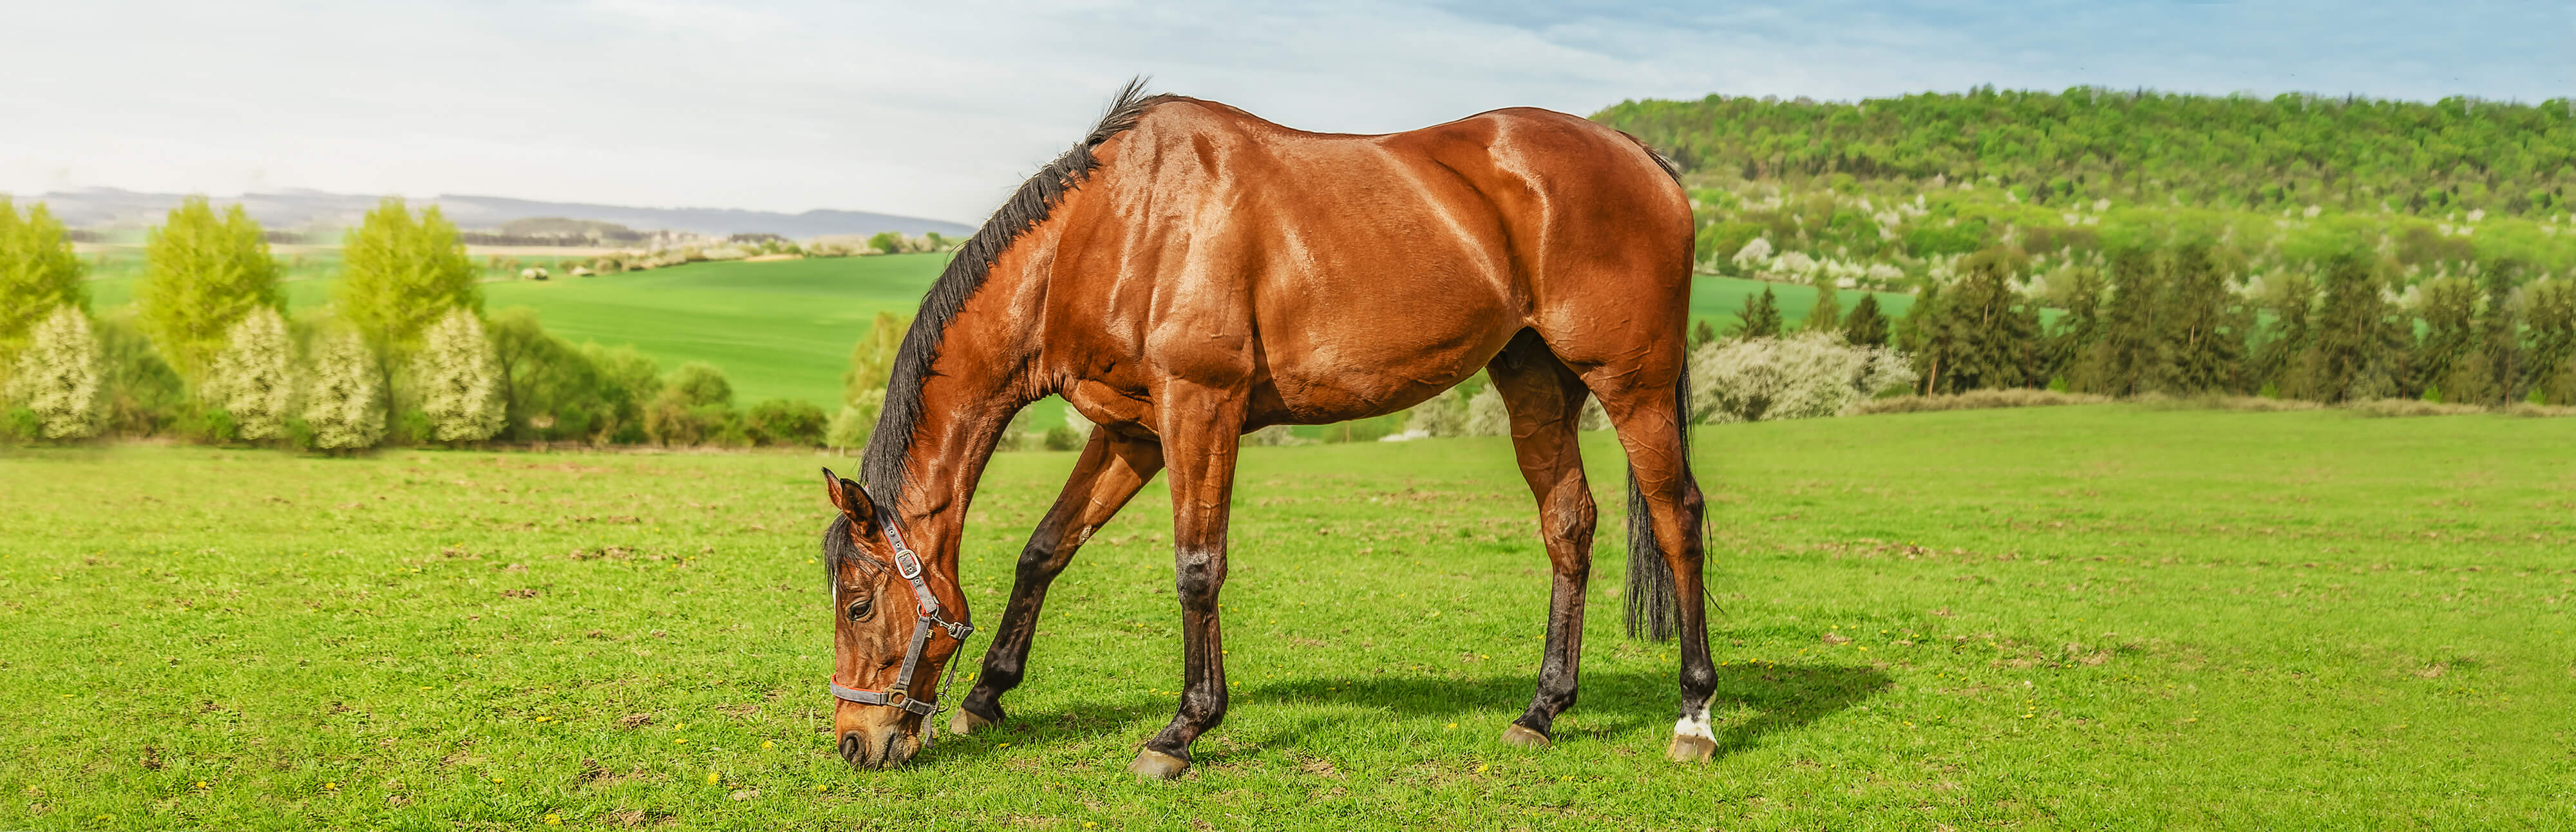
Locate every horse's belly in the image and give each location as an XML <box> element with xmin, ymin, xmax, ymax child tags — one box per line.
<box><xmin>1251</xmin><ymin>285</ymin><xmax>1517</xmax><ymax>424</ymax></box>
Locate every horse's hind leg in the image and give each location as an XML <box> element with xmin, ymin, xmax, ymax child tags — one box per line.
<box><xmin>952</xmin><ymin>426</ymin><xmax>1163</xmax><ymax>736</ymax></box>
<box><xmin>1486</xmin><ymin>332</ymin><xmax>1599</xmax><ymax>748</ymax></box>
<box><xmin>1586</xmin><ymin>360</ymin><xmax>1716</xmax><ymax>762</ymax></box>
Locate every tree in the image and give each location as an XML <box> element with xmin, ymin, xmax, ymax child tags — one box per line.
<box><xmin>2041</xmin><ymin>265</ymin><xmax>2106</xmax><ymax>384</ymax></box>
<box><xmin>1842</xmin><ymin>294</ymin><xmax>1889</xmax><ymax>347</ymax></box>
<box><xmin>5</xmin><ymin>306</ymin><xmax>100</xmax><ymax>439</ymax></box>
<box><xmin>1807</xmin><ymin>272</ymin><xmax>1842</xmax><ymax>332</ymax></box>
<box><xmin>2523</xmin><ymin>280</ymin><xmax>2576</xmax><ymax>403</ymax></box>
<box><xmin>1732</xmin><ymin>287</ymin><xmax>1783</xmax><ymax>339</ymax></box>
<box><xmin>204</xmin><ymin>307</ymin><xmax>294</xmax><ymax>440</ymax></box>
<box><xmin>303</xmin><ymin>332</ymin><xmax>384</xmax><ymax>451</ymax></box>
<box><xmin>1688</xmin><ymin>331</ymin><xmax>1915</xmax><ymax>422</ymax></box>
<box><xmin>0</xmin><ymin>198</ymin><xmax>86</xmax><ymax>346</ymax></box>
<box><xmin>2291</xmin><ymin>255</ymin><xmax>2407</xmax><ymax>402</ymax></box>
<box><xmin>1896</xmin><ymin>282</ymin><xmax>1953</xmax><ymax>392</ymax></box>
<box><xmin>667</xmin><ymin>361</ymin><xmax>733</xmax><ymax>408</ymax></box>
<box><xmin>2158</xmin><ymin>244</ymin><xmax>2249</xmax><ymax>394</ymax></box>
<box><xmin>337</xmin><ymin>198</ymin><xmax>478</xmax><ymax>366</ymax></box>
<box><xmin>2474</xmin><ymin>259</ymin><xmax>2524</xmax><ymax>403</ymax></box>
<box><xmin>2410</xmin><ymin>278</ymin><xmax>2480</xmax><ymax>400</ymax></box>
<box><xmin>1926</xmin><ymin>249</ymin><xmax>2042</xmax><ymax>392</ymax></box>
<box><xmin>826</xmin><ymin>388</ymin><xmax>886</xmax><ymax>453</ymax></box>
<box><xmin>579</xmin><ymin>344</ymin><xmax>661</xmax><ymax>444</ymax></box>
<box><xmin>411</xmin><ymin>309</ymin><xmax>504</xmax><ymax>442</ymax></box>
<box><xmin>842</xmin><ymin>312</ymin><xmax>911</xmax><ymax>404</ymax></box>
<box><xmin>2076</xmin><ymin>248</ymin><xmax>2165</xmax><ymax>395</ymax></box>
<box><xmin>2251</xmin><ymin>272</ymin><xmax>2318</xmax><ymax>395</ymax></box>
<box><xmin>136</xmin><ymin>197</ymin><xmax>281</xmax><ymax>381</ymax></box>
<box><xmin>486</xmin><ymin>308</ymin><xmax>603</xmax><ymax>441</ymax></box>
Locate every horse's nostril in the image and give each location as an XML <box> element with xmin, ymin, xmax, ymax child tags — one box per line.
<box><xmin>838</xmin><ymin>733</ymin><xmax>863</xmax><ymax>764</ymax></box>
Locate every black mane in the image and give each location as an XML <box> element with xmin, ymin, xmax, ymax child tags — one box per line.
<box><xmin>859</xmin><ymin>79</ymin><xmax>1168</xmax><ymax>502</ymax></box>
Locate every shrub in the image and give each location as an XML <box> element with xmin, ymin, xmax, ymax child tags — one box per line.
<box><xmin>580</xmin><ymin>344</ymin><xmax>661</xmax><ymax>444</ymax></box>
<box><xmin>1464</xmin><ymin>386</ymin><xmax>1510</xmax><ymax>437</ymax></box>
<box><xmin>745</xmin><ymin>399</ymin><xmax>828</xmax><ymax>446</ymax></box>
<box><xmin>303</xmin><ymin>333</ymin><xmax>384</xmax><ymax>451</ymax></box>
<box><xmin>4</xmin><ymin>306</ymin><xmax>101</xmax><ymax>439</ymax></box>
<box><xmin>1244</xmin><ymin>425</ymin><xmax>1309</xmax><ymax>446</ymax></box>
<box><xmin>412</xmin><ymin>309</ymin><xmax>504</xmax><ymax>442</ymax></box>
<box><xmin>666</xmin><ymin>362</ymin><xmax>733</xmax><ymax>408</ymax></box>
<box><xmin>93</xmin><ymin>316</ymin><xmax>184</xmax><ymax>438</ymax></box>
<box><xmin>204</xmin><ymin>308</ymin><xmax>294</xmax><ymax>441</ymax></box>
<box><xmin>1403</xmin><ymin>387</ymin><xmax>1473</xmax><ymax>437</ymax></box>
<box><xmin>1043</xmin><ymin>423</ymin><xmax>1083</xmax><ymax>451</ymax></box>
<box><xmin>1691</xmin><ymin>331</ymin><xmax>1917</xmax><ymax>423</ymax></box>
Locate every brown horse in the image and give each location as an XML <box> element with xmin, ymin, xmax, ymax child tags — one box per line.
<box><xmin>816</xmin><ymin>81</ymin><xmax>1708</xmax><ymax>779</ymax></box>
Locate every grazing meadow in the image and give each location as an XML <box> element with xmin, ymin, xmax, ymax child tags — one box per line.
<box><xmin>5</xmin><ymin>405</ymin><xmax>2571</xmax><ymax>829</ymax></box>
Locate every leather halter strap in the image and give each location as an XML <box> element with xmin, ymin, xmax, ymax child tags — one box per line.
<box><xmin>829</xmin><ymin>503</ymin><xmax>974</xmax><ymax>717</ymax></box>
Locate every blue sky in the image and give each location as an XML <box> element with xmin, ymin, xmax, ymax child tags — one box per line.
<box><xmin>2</xmin><ymin>1</ymin><xmax>2566</xmax><ymax>223</ymax></box>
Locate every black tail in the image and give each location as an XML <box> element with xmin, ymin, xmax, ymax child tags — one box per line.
<box><xmin>1625</xmin><ymin>354</ymin><xmax>1696</xmax><ymax>641</ymax></box>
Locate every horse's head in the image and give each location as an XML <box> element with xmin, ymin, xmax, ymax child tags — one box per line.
<box><xmin>818</xmin><ymin>468</ymin><xmax>971</xmax><ymax>770</ymax></box>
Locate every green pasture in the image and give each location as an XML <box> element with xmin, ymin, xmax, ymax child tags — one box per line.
<box><xmin>5</xmin><ymin>406</ymin><xmax>2570</xmax><ymax>829</ymax></box>
<box><xmin>77</xmin><ymin>254</ymin><xmax>1905</xmax><ymax>413</ymax></box>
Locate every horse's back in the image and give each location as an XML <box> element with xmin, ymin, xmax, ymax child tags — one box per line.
<box><xmin>1052</xmin><ymin>99</ymin><xmax>1693</xmax><ymax>426</ymax></box>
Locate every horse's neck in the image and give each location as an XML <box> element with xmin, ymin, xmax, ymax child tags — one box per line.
<box><xmin>886</xmin><ymin>258</ymin><xmax>1052</xmax><ymax>566</ymax></box>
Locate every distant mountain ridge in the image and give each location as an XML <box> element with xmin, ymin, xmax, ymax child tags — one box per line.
<box><xmin>26</xmin><ymin>187</ymin><xmax>977</xmax><ymax>240</ymax></box>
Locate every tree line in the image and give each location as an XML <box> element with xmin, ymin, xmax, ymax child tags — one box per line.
<box><xmin>0</xmin><ymin>196</ymin><xmax>828</xmax><ymax>449</ymax></box>
<box><xmin>1595</xmin><ymin>86</ymin><xmax>2576</xmax><ymax>216</ymax></box>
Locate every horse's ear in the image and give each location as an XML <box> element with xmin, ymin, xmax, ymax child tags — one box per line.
<box><xmin>820</xmin><ymin>467</ymin><xmax>875</xmax><ymax>527</ymax></box>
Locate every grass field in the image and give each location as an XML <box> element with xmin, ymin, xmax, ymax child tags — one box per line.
<box><xmin>6</xmin><ymin>406</ymin><xmax>2571</xmax><ymax>829</ymax></box>
<box><xmin>77</xmin><ymin>254</ymin><xmax>1908</xmax><ymax>413</ymax></box>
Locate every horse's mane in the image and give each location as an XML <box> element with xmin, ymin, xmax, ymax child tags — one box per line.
<box><xmin>860</xmin><ymin>79</ymin><xmax>1170</xmax><ymax>502</ymax></box>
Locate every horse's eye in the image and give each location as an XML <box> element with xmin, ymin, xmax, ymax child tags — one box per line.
<box><xmin>845</xmin><ymin>595</ymin><xmax>875</xmax><ymax>622</ymax></box>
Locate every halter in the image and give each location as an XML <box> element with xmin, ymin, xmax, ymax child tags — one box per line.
<box><xmin>828</xmin><ymin>504</ymin><xmax>976</xmax><ymax>717</ymax></box>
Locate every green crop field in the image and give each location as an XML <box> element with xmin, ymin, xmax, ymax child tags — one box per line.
<box><xmin>77</xmin><ymin>254</ymin><xmax>1908</xmax><ymax>413</ymax></box>
<box><xmin>6</xmin><ymin>406</ymin><xmax>2570</xmax><ymax>829</ymax></box>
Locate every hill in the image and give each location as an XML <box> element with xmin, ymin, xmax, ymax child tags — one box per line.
<box><xmin>1593</xmin><ymin>88</ymin><xmax>2576</xmax><ymax>217</ymax></box>
<box><xmin>30</xmin><ymin>187</ymin><xmax>976</xmax><ymax>240</ymax></box>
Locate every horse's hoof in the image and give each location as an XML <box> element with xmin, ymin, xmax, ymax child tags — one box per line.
<box><xmin>1666</xmin><ymin>733</ymin><xmax>1716</xmax><ymax>762</ymax></box>
<box><xmin>949</xmin><ymin>708</ymin><xmax>996</xmax><ymax>737</ymax></box>
<box><xmin>1499</xmin><ymin>724</ymin><xmax>1551</xmax><ymax>748</ymax></box>
<box><xmin>1128</xmin><ymin>748</ymin><xmax>1190</xmax><ymax>780</ymax></box>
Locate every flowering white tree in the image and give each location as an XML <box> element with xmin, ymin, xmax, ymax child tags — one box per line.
<box><xmin>303</xmin><ymin>332</ymin><xmax>383</xmax><ymax>450</ymax></box>
<box><xmin>1730</xmin><ymin>237</ymin><xmax>1774</xmax><ymax>270</ymax></box>
<box><xmin>1689</xmin><ymin>331</ymin><xmax>1917</xmax><ymax>423</ymax></box>
<box><xmin>410</xmin><ymin>308</ymin><xmax>504</xmax><ymax>442</ymax></box>
<box><xmin>205</xmin><ymin>307</ymin><xmax>294</xmax><ymax>440</ymax></box>
<box><xmin>5</xmin><ymin>305</ymin><xmax>100</xmax><ymax>439</ymax></box>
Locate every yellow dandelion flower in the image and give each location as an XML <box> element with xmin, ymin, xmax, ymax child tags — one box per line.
<box><xmin>705</xmin><ymin>772</ymin><xmax>720</xmax><ymax>784</ymax></box>
<box><xmin>761</xmin><ymin>740</ymin><xmax>775</xmax><ymax>749</ymax></box>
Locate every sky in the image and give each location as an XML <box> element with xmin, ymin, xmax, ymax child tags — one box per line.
<box><xmin>3</xmin><ymin>1</ymin><xmax>2568</xmax><ymax>224</ymax></box>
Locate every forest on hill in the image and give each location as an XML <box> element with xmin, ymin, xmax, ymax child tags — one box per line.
<box><xmin>1593</xmin><ymin>87</ymin><xmax>2576</xmax><ymax>217</ymax></box>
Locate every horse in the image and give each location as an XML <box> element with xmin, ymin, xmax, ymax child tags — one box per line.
<box><xmin>815</xmin><ymin>80</ymin><xmax>1708</xmax><ymax>779</ymax></box>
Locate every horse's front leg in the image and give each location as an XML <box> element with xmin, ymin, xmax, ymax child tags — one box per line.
<box><xmin>1130</xmin><ymin>383</ymin><xmax>1246</xmax><ymax>779</ymax></box>
<box><xmin>953</xmin><ymin>426</ymin><xmax>1163</xmax><ymax>735</ymax></box>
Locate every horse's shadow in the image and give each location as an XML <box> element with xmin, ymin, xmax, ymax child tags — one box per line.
<box><xmin>937</xmin><ymin>661</ymin><xmax>1889</xmax><ymax>764</ymax></box>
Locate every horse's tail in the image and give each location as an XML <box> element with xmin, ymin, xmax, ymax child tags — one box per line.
<box><xmin>1625</xmin><ymin>348</ymin><xmax>1695</xmax><ymax>641</ymax></box>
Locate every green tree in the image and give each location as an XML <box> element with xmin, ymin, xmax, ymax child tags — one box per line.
<box><xmin>2159</xmin><ymin>244</ymin><xmax>2250</xmax><ymax>394</ymax></box>
<box><xmin>486</xmin><ymin>308</ymin><xmax>603</xmax><ymax>442</ymax></box>
<box><xmin>1842</xmin><ymin>294</ymin><xmax>1889</xmax><ymax>347</ymax></box>
<box><xmin>2041</xmin><ymin>265</ymin><xmax>2106</xmax><ymax>385</ymax></box>
<box><xmin>1807</xmin><ymin>272</ymin><xmax>1842</xmax><ymax>332</ymax></box>
<box><xmin>1896</xmin><ymin>282</ymin><xmax>1952</xmax><ymax>392</ymax></box>
<box><xmin>2250</xmin><ymin>272</ymin><xmax>2318</xmax><ymax>395</ymax></box>
<box><xmin>1927</xmin><ymin>249</ymin><xmax>2043</xmax><ymax>392</ymax></box>
<box><xmin>2475</xmin><ymin>259</ymin><xmax>2524</xmax><ymax>403</ymax></box>
<box><xmin>2522</xmin><ymin>280</ymin><xmax>2576</xmax><ymax>403</ymax></box>
<box><xmin>745</xmin><ymin>399</ymin><xmax>828</xmax><ymax>446</ymax></box>
<box><xmin>578</xmin><ymin>344</ymin><xmax>661</xmax><ymax>444</ymax></box>
<box><xmin>136</xmin><ymin>198</ymin><xmax>281</xmax><ymax>381</ymax></box>
<box><xmin>842</xmin><ymin>312</ymin><xmax>911</xmax><ymax>404</ymax></box>
<box><xmin>2291</xmin><ymin>255</ymin><xmax>2408</xmax><ymax>402</ymax></box>
<box><xmin>2410</xmin><ymin>278</ymin><xmax>2481</xmax><ymax>399</ymax></box>
<box><xmin>337</xmin><ymin>198</ymin><xmax>479</xmax><ymax>363</ymax></box>
<box><xmin>1732</xmin><ymin>287</ymin><xmax>1783</xmax><ymax>339</ymax></box>
<box><xmin>0</xmin><ymin>198</ymin><xmax>87</xmax><ymax>346</ymax></box>
<box><xmin>2076</xmin><ymin>249</ymin><xmax>2166</xmax><ymax>396</ymax></box>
